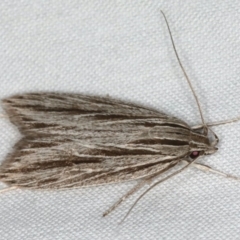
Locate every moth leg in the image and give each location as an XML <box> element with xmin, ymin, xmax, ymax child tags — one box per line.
<box><xmin>182</xmin><ymin>160</ymin><xmax>240</xmax><ymax>181</ymax></box>
<box><xmin>103</xmin><ymin>178</ymin><xmax>149</xmax><ymax>217</ymax></box>
<box><xmin>192</xmin><ymin>117</ymin><xmax>240</xmax><ymax>130</ymax></box>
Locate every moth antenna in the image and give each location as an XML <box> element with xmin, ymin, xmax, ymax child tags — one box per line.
<box><xmin>103</xmin><ymin>179</ymin><xmax>147</xmax><ymax>217</ymax></box>
<box><xmin>119</xmin><ymin>159</ymin><xmax>196</xmax><ymax>223</ymax></box>
<box><xmin>0</xmin><ymin>186</ymin><xmax>18</xmax><ymax>194</ymax></box>
<box><xmin>103</xmin><ymin>162</ymin><xmax>177</xmax><ymax>217</ymax></box>
<box><xmin>160</xmin><ymin>10</ymin><xmax>206</xmax><ymax>127</ymax></box>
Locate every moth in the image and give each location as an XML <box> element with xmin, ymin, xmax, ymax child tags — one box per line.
<box><xmin>0</xmin><ymin>11</ymin><xmax>239</xmax><ymax>220</ymax></box>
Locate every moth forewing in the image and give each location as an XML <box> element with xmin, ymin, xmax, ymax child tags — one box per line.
<box><xmin>0</xmin><ymin>93</ymin><xmax>193</xmax><ymax>189</ymax></box>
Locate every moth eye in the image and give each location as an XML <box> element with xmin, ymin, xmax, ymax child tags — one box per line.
<box><xmin>189</xmin><ymin>151</ymin><xmax>200</xmax><ymax>159</ymax></box>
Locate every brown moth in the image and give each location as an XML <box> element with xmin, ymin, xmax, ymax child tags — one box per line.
<box><xmin>0</xmin><ymin>11</ymin><xmax>239</xmax><ymax>220</ymax></box>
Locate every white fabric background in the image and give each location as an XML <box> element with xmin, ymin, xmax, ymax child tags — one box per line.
<box><xmin>0</xmin><ymin>1</ymin><xmax>240</xmax><ymax>239</ymax></box>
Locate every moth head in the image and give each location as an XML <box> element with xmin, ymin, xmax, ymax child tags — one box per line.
<box><xmin>190</xmin><ymin>126</ymin><xmax>218</xmax><ymax>159</ymax></box>
<box><xmin>203</xmin><ymin>146</ymin><xmax>218</xmax><ymax>156</ymax></box>
<box><xmin>189</xmin><ymin>146</ymin><xmax>218</xmax><ymax>160</ymax></box>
